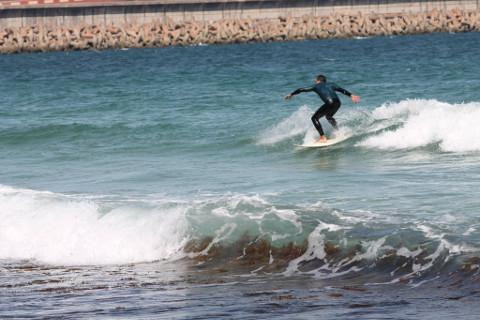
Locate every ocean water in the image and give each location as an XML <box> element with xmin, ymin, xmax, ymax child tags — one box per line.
<box><xmin>1</xmin><ymin>32</ymin><xmax>480</xmax><ymax>319</ymax></box>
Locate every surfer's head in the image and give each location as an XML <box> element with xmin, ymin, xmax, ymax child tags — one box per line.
<box><xmin>315</xmin><ymin>75</ymin><xmax>326</xmax><ymax>83</ymax></box>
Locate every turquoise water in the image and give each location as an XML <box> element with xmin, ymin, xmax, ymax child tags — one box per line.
<box><xmin>1</xmin><ymin>32</ymin><xmax>480</xmax><ymax>318</ymax></box>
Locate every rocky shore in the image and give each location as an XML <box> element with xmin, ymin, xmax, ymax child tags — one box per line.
<box><xmin>0</xmin><ymin>8</ymin><xmax>478</xmax><ymax>53</ymax></box>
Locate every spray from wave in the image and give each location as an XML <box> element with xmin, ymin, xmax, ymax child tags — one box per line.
<box><xmin>359</xmin><ymin>99</ymin><xmax>480</xmax><ymax>152</ymax></box>
<box><xmin>256</xmin><ymin>99</ymin><xmax>480</xmax><ymax>152</ymax></box>
<box><xmin>0</xmin><ymin>185</ymin><xmax>188</xmax><ymax>265</ymax></box>
<box><xmin>257</xmin><ymin>105</ymin><xmax>356</xmax><ymax>145</ymax></box>
<box><xmin>256</xmin><ymin>106</ymin><xmax>313</xmax><ymax>145</ymax></box>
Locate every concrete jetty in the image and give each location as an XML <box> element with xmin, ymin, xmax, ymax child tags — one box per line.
<box><xmin>0</xmin><ymin>0</ymin><xmax>478</xmax><ymax>53</ymax></box>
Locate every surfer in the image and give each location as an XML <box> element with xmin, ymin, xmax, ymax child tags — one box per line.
<box><xmin>285</xmin><ymin>75</ymin><xmax>360</xmax><ymax>143</ymax></box>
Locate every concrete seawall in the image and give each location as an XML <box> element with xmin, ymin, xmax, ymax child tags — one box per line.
<box><xmin>0</xmin><ymin>0</ymin><xmax>479</xmax><ymax>27</ymax></box>
<box><xmin>0</xmin><ymin>1</ymin><xmax>479</xmax><ymax>53</ymax></box>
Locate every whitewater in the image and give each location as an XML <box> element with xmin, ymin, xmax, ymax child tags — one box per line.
<box><xmin>1</xmin><ymin>32</ymin><xmax>480</xmax><ymax>318</ymax></box>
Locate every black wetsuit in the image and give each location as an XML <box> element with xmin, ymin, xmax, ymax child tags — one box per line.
<box><xmin>290</xmin><ymin>82</ymin><xmax>352</xmax><ymax>136</ymax></box>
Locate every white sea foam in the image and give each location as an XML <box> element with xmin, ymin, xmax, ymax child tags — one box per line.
<box><xmin>284</xmin><ymin>221</ymin><xmax>344</xmax><ymax>276</ymax></box>
<box><xmin>334</xmin><ymin>237</ymin><xmax>387</xmax><ymax>270</ymax></box>
<box><xmin>0</xmin><ymin>185</ymin><xmax>188</xmax><ymax>265</ymax></box>
<box><xmin>260</xmin><ymin>99</ymin><xmax>480</xmax><ymax>152</ymax></box>
<box><xmin>257</xmin><ymin>105</ymin><xmax>357</xmax><ymax>145</ymax></box>
<box><xmin>257</xmin><ymin>106</ymin><xmax>313</xmax><ymax>145</ymax></box>
<box><xmin>191</xmin><ymin>193</ymin><xmax>303</xmax><ymax>244</ymax></box>
<box><xmin>463</xmin><ymin>226</ymin><xmax>477</xmax><ymax>236</ymax></box>
<box><xmin>359</xmin><ymin>99</ymin><xmax>480</xmax><ymax>152</ymax></box>
<box><xmin>2</xmin><ymin>187</ymin><xmax>302</xmax><ymax>266</ymax></box>
<box><xmin>188</xmin><ymin>223</ymin><xmax>237</xmax><ymax>257</ymax></box>
<box><xmin>396</xmin><ymin>247</ymin><xmax>422</xmax><ymax>258</ymax></box>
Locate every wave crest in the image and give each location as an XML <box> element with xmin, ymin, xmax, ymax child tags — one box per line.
<box><xmin>257</xmin><ymin>99</ymin><xmax>480</xmax><ymax>153</ymax></box>
<box><xmin>0</xmin><ymin>185</ymin><xmax>188</xmax><ymax>265</ymax></box>
<box><xmin>360</xmin><ymin>99</ymin><xmax>480</xmax><ymax>152</ymax></box>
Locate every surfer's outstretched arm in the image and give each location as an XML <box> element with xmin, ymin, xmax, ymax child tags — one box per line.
<box><xmin>284</xmin><ymin>86</ymin><xmax>314</xmax><ymax>100</ymax></box>
<box><xmin>333</xmin><ymin>86</ymin><xmax>352</xmax><ymax>97</ymax></box>
<box><xmin>332</xmin><ymin>83</ymin><xmax>360</xmax><ymax>103</ymax></box>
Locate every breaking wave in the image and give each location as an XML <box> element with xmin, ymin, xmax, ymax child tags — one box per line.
<box><xmin>0</xmin><ymin>185</ymin><xmax>188</xmax><ymax>265</ymax></box>
<box><xmin>1</xmin><ymin>185</ymin><xmax>479</xmax><ymax>285</ymax></box>
<box><xmin>257</xmin><ymin>99</ymin><xmax>480</xmax><ymax>152</ymax></box>
<box><xmin>360</xmin><ymin>99</ymin><xmax>480</xmax><ymax>152</ymax></box>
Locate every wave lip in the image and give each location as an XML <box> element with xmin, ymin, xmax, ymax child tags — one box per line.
<box><xmin>359</xmin><ymin>99</ymin><xmax>480</xmax><ymax>152</ymax></box>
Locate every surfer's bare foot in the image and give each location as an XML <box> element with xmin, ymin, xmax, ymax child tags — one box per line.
<box><xmin>317</xmin><ymin>136</ymin><xmax>327</xmax><ymax>143</ymax></box>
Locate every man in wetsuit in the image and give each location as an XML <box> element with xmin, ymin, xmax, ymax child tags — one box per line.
<box><xmin>285</xmin><ymin>75</ymin><xmax>360</xmax><ymax>143</ymax></box>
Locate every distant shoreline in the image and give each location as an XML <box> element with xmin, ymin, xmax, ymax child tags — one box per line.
<box><xmin>0</xmin><ymin>2</ymin><xmax>479</xmax><ymax>53</ymax></box>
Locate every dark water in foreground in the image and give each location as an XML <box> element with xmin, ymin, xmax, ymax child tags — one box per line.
<box><xmin>1</xmin><ymin>32</ymin><xmax>480</xmax><ymax>318</ymax></box>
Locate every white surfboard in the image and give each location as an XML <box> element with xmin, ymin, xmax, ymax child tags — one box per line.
<box><xmin>295</xmin><ymin>135</ymin><xmax>351</xmax><ymax>148</ymax></box>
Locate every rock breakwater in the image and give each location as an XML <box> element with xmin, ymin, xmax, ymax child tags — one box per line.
<box><xmin>0</xmin><ymin>8</ymin><xmax>478</xmax><ymax>53</ymax></box>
